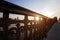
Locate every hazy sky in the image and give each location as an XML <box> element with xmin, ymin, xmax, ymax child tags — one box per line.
<box><xmin>5</xmin><ymin>0</ymin><xmax>60</xmax><ymax>18</ymax></box>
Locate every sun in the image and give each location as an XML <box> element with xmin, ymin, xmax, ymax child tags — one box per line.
<box><xmin>41</xmin><ymin>10</ymin><xmax>54</xmax><ymax>17</ymax></box>
<box><xmin>43</xmin><ymin>11</ymin><xmax>51</xmax><ymax>17</ymax></box>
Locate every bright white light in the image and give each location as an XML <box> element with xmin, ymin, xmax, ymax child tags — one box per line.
<box><xmin>40</xmin><ymin>18</ymin><xmax>43</xmax><ymax>20</ymax></box>
<box><xmin>28</xmin><ymin>16</ymin><xmax>34</xmax><ymax>20</ymax></box>
<box><xmin>35</xmin><ymin>16</ymin><xmax>39</xmax><ymax>21</ymax></box>
<box><xmin>0</xmin><ymin>12</ymin><xmax>3</xmax><ymax>18</ymax></box>
<box><xmin>41</xmin><ymin>10</ymin><xmax>54</xmax><ymax>17</ymax></box>
<box><xmin>9</xmin><ymin>13</ymin><xmax>25</xmax><ymax>20</ymax></box>
<box><xmin>42</xmin><ymin>11</ymin><xmax>52</xmax><ymax>17</ymax></box>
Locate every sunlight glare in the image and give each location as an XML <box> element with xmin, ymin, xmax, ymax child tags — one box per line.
<box><xmin>40</xmin><ymin>7</ymin><xmax>55</xmax><ymax>17</ymax></box>
<box><xmin>35</xmin><ymin>16</ymin><xmax>39</xmax><ymax>21</ymax></box>
<box><xmin>40</xmin><ymin>17</ymin><xmax>43</xmax><ymax>20</ymax></box>
<box><xmin>42</xmin><ymin>11</ymin><xmax>52</xmax><ymax>17</ymax></box>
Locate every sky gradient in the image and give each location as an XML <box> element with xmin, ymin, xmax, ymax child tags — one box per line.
<box><xmin>5</xmin><ymin>0</ymin><xmax>60</xmax><ymax>18</ymax></box>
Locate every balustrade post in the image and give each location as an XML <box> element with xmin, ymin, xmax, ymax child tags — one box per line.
<box><xmin>3</xmin><ymin>11</ymin><xmax>9</xmax><ymax>40</ymax></box>
<box><xmin>24</xmin><ymin>15</ymin><xmax>28</xmax><ymax>40</ymax></box>
<box><xmin>41</xmin><ymin>18</ymin><xmax>47</xmax><ymax>40</ymax></box>
<box><xmin>39</xmin><ymin>17</ymin><xmax>44</xmax><ymax>40</ymax></box>
<box><xmin>33</xmin><ymin>16</ymin><xmax>37</xmax><ymax>40</ymax></box>
<box><xmin>37</xmin><ymin>17</ymin><xmax>41</xmax><ymax>40</ymax></box>
<box><xmin>16</xmin><ymin>17</ymin><xmax>20</xmax><ymax>40</ymax></box>
<box><xmin>43</xmin><ymin>18</ymin><xmax>47</xmax><ymax>38</ymax></box>
<box><xmin>38</xmin><ymin>17</ymin><xmax>43</xmax><ymax>40</ymax></box>
<box><xmin>28</xmin><ymin>22</ymin><xmax>33</xmax><ymax>40</ymax></box>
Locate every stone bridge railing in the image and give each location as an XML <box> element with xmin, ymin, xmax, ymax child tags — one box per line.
<box><xmin>0</xmin><ymin>0</ymin><xmax>57</xmax><ymax>40</ymax></box>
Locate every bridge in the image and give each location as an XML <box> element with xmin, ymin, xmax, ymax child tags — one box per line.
<box><xmin>0</xmin><ymin>0</ymin><xmax>57</xmax><ymax>40</ymax></box>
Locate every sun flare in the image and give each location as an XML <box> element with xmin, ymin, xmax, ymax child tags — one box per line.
<box><xmin>41</xmin><ymin>10</ymin><xmax>54</xmax><ymax>17</ymax></box>
<box><xmin>35</xmin><ymin>17</ymin><xmax>39</xmax><ymax>21</ymax></box>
